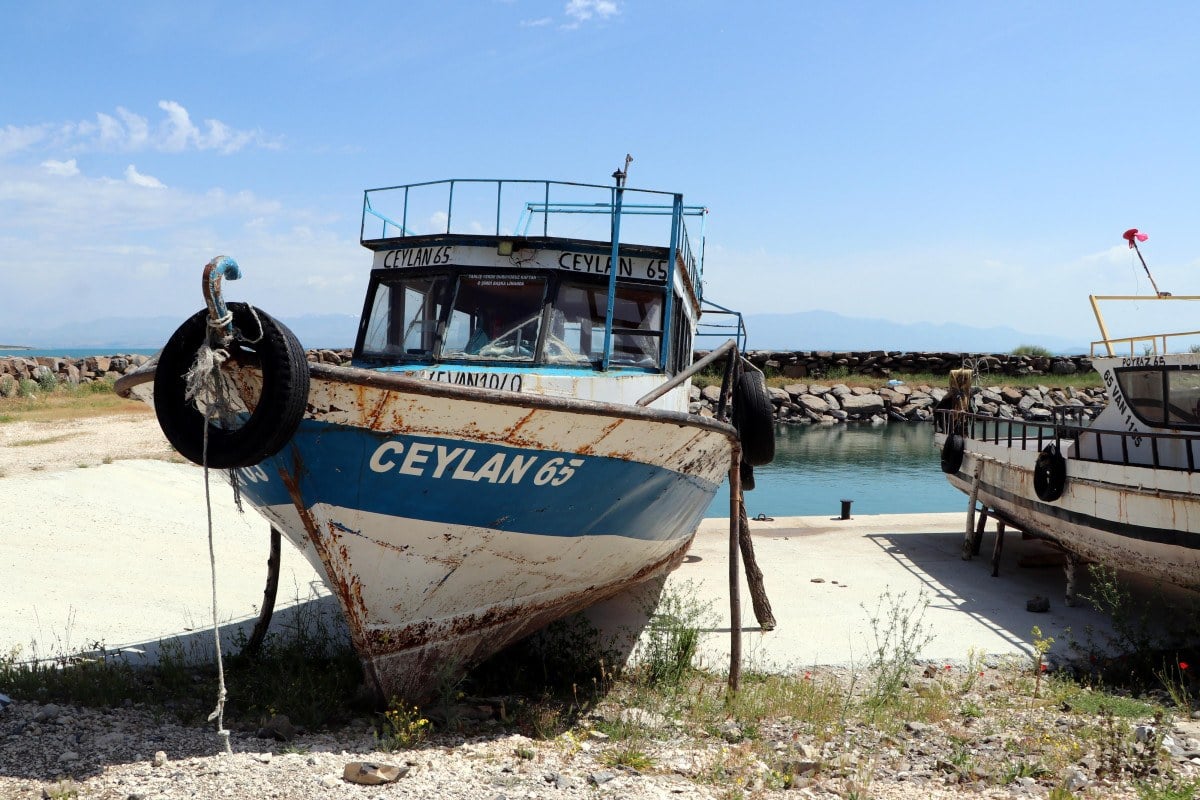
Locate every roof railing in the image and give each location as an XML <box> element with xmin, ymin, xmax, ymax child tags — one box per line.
<box><xmin>360</xmin><ymin>179</ymin><xmax>706</xmax><ymax>299</ymax></box>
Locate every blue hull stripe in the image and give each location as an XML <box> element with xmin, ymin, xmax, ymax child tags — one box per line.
<box><xmin>237</xmin><ymin>419</ymin><xmax>720</xmax><ymax>541</ymax></box>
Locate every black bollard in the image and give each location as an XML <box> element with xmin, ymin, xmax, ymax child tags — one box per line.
<box><xmin>840</xmin><ymin>499</ymin><xmax>853</xmax><ymax>520</ymax></box>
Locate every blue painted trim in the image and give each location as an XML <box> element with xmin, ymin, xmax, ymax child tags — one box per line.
<box><xmin>602</xmin><ymin>186</ymin><xmax>624</xmax><ymax>371</ymax></box>
<box><xmin>237</xmin><ymin>420</ymin><xmax>719</xmax><ymax>541</ymax></box>
<box><xmin>660</xmin><ymin>194</ymin><xmax>681</xmax><ymax>366</ymax></box>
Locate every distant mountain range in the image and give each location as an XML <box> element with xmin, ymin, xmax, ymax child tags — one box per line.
<box><xmin>740</xmin><ymin>311</ymin><xmax>1087</xmax><ymax>355</ymax></box>
<box><xmin>0</xmin><ymin>314</ymin><xmax>362</xmax><ymax>351</ymax></box>
<box><xmin>0</xmin><ymin>310</ymin><xmax>1086</xmax><ymax>355</ymax></box>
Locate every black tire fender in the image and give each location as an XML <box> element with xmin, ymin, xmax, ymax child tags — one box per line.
<box><xmin>1033</xmin><ymin>443</ymin><xmax>1067</xmax><ymax>502</ymax></box>
<box><xmin>154</xmin><ymin>302</ymin><xmax>310</xmax><ymax>469</ymax></box>
<box><xmin>940</xmin><ymin>433</ymin><xmax>965</xmax><ymax>475</ymax></box>
<box><xmin>734</xmin><ymin>371</ymin><xmax>776</xmax><ymax>466</ymax></box>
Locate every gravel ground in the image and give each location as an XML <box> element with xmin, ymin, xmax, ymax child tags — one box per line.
<box><xmin>0</xmin><ymin>411</ymin><xmax>177</xmax><ymax>476</ymax></box>
<box><xmin>1</xmin><ymin>413</ymin><xmax>1197</xmax><ymax>799</ymax></box>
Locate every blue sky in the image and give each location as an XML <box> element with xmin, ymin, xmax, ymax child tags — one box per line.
<box><xmin>4</xmin><ymin>1</ymin><xmax>1200</xmax><ymax>346</ymax></box>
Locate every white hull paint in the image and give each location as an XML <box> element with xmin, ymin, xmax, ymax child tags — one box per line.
<box><xmin>938</xmin><ymin>339</ymin><xmax>1200</xmax><ymax>592</ymax></box>
<box><xmin>942</xmin><ymin>440</ymin><xmax>1200</xmax><ymax>589</ymax></box>
<box><xmin>233</xmin><ymin>364</ymin><xmax>735</xmax><ymax>700</ymax></box>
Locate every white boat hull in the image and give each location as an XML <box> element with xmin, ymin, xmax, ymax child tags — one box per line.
<box><xmin>941</xmin><ymin>435</ymin><xmax>1200</xmax><ymax>589</ymax></box>
<box><xmin>127</xmin><ymin>360</ymin><xmax>735</xmax><ymax>701</ymax></box>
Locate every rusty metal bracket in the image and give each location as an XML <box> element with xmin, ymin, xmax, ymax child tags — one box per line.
<box><xmin>201</xmin><ymin>255</ymin><xmax>242</xmax><ymax>347</ymax></box>
<box><xmin>636</xmin><ymin>338</ymin><xmax>738</xmax><ymax>408</ymax></box>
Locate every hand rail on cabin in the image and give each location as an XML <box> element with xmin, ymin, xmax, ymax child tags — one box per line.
<box><xmin>636</xmin><ymin>338</ymin><xmax>738</xmax><ymax>407</ymax></box>
<box><xmin>935</xmin><ymin>407</ymin><xmax>1200</xmax><ymax>473</ymax></box>
<box><xmin>1088</xmin><ymin>294</ymin><xmax>1200</xmax><ymax>357</ymax></box>
<box><xmin>360</xmin><ymin>180</ymin><xmax>706</xmax><ymax>292</ymax></box>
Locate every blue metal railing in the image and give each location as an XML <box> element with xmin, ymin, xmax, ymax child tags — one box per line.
<box><xmin>360</xmin><ymin>179</ymin><xmax>707</xmax><ymax>302</ymax></box>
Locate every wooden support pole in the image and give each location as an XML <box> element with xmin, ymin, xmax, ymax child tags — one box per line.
<box><xmin>971</xmin><ymin>507</ymin><xmax>989</xmax><ymax>556</ymax></box>
<box><xmin>728</xmin><ymin>448</ymin><xmax>743</xmax><ymax>693</ymax></box>
<box><xmin>241</xmin><ymin>526</ymin><xmax>282</xmax><ymax>658</ymax></box>
<box><xmin>738</xmin><ymin>498</ymin><xmax>776</xmax><ymax>631</ymax></box>
<box><xmin>990</xmin><ymin>521</ymin><xmax>1006</xmax><ymax>577</ymax></box>
<box><xmin>962</xmin><ymin>460</ymin><xmax>983</xmax><ymax>560</ymax></box>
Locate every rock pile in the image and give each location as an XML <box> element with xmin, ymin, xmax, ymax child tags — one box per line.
<box><xmin>691</xmin><ymin>382</ymin><xmax>1109</xmax><ymax>426</ymax></box>
<box><xmin>741</xmin><ymin>350</ymin><xmax>1093</xmax><ymax>380</ymax></box>
<box><xmin>0</xmin><ymin>349</ymin><xmax>1111</xmax><ymax>427</ymax></box>
<box><xmin>0</xmin><ymin>354</ymin><xmax>152</xmax><ymax>395</ymax></box>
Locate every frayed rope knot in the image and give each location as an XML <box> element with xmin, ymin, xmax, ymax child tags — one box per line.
<box><xmin>183</xmin><ymin>344</ymin><xmax>229</xmax><ymax>404</ymax></box>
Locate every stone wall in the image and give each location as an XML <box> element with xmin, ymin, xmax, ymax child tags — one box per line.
<box><xmin>690</xmin><ymin>380</ymin><xmax>1107</xmax><ymax>426</ymax></box>
<box><xmin>0</xmin><ymin>349</ymin><xmax>1107</xmax><ymax>427</ymax></box>
<box><xmin>741</xmin><ymin>350</ymin><xmax>1093</xmax><ymax>380</ymax></box>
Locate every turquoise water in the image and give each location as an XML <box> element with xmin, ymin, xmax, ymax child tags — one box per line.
<box><xmin>706</xmin><ymin>423</ymin><xmax>966</xmax><ymax>518</ymax></box>
<box><xmin>0</xmin><ymin>347</ymin><xmax>160</xmax><ymax>358</ymax></box>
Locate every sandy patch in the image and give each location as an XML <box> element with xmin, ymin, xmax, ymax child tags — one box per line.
<box><xmin>0</xmin><ymin>412</ymin><xmax>179</xmax><ymax>475</ymax></box>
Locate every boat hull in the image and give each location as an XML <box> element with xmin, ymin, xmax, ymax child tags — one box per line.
<box><xmin>126</xmin><ymin>361</ymin><xmax>734</xmax><ymax>701</ymax></box>
<box><xmin>941</xmin><ymin>435</ymin><xmax>1200</xmax><ymax>590</ymax></box>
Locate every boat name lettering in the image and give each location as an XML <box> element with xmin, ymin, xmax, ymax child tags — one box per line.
<box><xmin>557</xmin><ymin>252</ymin><xmax>668</xmax><ymax>281</ymax></box>
<box><xmin>382</xmin><ymin>246</ymin><xmax>454</xmax><ymax>269</ymax></box>
<box><xmin>1119</xmin><ymin>355</ymin><xmax>1165</xmax><ymax>367</ymax></box>
<box><xmin>416</xmin><ymin>370</ymin><xmax>523</xmax><ymax>392</ymax></box>
<box><xmin>369</xmin><ymin>441</ymin><xmax>584</xmax><ymax>486</ymax></box>
<box><xmin>238</xmin><ymin>464</ymin><xmax>271</xmax><ymax>484</ymax></box>
<box><xmin>1103</xmin><ymin>368</ymin><xmax>1144</xmax><ymax>446</ymax></box>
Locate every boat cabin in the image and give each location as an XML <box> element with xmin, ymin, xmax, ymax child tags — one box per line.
<box><xmin>351</xmin><ymin>179</ymin><xmax>725</xmax><ymax>378</ymax></box>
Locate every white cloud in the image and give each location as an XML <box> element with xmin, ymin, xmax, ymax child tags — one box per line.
<box><xmin>124</xmin><ymin>165</ymin><xmax>166</xmax><ymax>188</ymax></box>
<box><xmin>520</xmin><ymin>16</ymin><xmax>553</xmax><ymax>27</ymax></box>
<box><xmin>564</xmin><ymin>0</ymin><xmax>619</xmax><ymax>26</ymax></box>
<box><xmin>41</xmin><ymin>158</ymin><xmax>79</xmax><ymax>177</ymax></box>
<box><xmin>0</xmin><ymin>102</ymin><xmax>273</xmax><ymax>159</ymax></box>
<box><xmin>0</xmin><ymin>124</ymin><xmax>51</xmax><ymax>157</ymax></box>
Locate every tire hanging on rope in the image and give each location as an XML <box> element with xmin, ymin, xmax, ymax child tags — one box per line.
<box><xmin>154</xmin><ymin>302</ymin><xmax>309</xmax><ymax>469</ymax></box>
<box><xmin>733</xmin><ymin>370</ymin><xmax>776</xmax><ymax>467</ymax></box>
<box><xmin>1033</xmin><ymin>443</ymin><xmax>1068</xmax><ymax>502</ymax></box>
<box><xmin>940</xmin><ymin>433</ymin><xmax>965</xmax><ymax>475</ymax></box>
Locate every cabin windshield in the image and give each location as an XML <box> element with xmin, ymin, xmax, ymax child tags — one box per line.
<box><xmin>444</xmin><ymin>275</ymin><xmax>548</xmax><ymax>361</ymax></box>
<box><xmin>358</xmin><ymin>270</ymin><xmax>666</xmax><ymax>369</ymax></box>
<box><xmin>1115</xmin><ymin>366</ymin><xmax>1200</xmax><ymax>427</ymax></box>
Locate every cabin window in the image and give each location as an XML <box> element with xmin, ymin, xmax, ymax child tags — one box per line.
<box><xmin>1115</xmin><ymin>367</ymin><xmax>1200</xmax><ymax>427</ymax></box>
<box><xmin>1169</xmin><ymin>371</ymin><xmax>1200</xmax><ymax>425</ymax></box>
<box><xmin>550</xmin><ymin>282</ymin><xmax>663</xmax><ymax>368</ymax></box>
<box><xmin>442</xmin><ymin>275</ymin><xmax>548</xmax><ymax>361</ymax></box>
<box><xmin>360</xmin><ymin>275</ymin><xmax>452</xmax><ymax>358</ymax></box>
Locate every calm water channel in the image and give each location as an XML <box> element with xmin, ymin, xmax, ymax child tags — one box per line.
<box><xmin>705</xmin><ymin>423</ymin><xmax>967</xmax><ymax>519</ymax></box>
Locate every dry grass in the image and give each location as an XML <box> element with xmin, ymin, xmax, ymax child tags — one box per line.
<box><xmin>7</xmin><ymin>433</ymin><xmax>82</xmax><ymax>447</ymax></box>
<box><xmin>0</xmin><ymin>387</ymin><xmax>150</xmax><ymax>425</ymax></box>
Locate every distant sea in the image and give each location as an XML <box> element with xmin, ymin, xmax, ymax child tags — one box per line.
<box><xmin>0</xmin><ymin>347</ymin><xmax>161</xmax><ymax>358</ymax></box>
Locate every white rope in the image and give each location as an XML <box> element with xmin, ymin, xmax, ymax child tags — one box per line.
<box><xmin>187</xmin><ymin>341</ymin><xmax>234</xmax><ymax>755</ymax></box>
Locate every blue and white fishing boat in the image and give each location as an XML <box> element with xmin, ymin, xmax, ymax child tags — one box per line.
<box><xmin>117</xmin><ymin>171</ymin><xmax>774</xmax><ymax>701</ymax></box>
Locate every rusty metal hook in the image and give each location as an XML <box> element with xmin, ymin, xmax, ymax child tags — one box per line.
<box><xmin>201</xmin><ymin>255</ymin><xmax>241</xmax><ymax>346</ymax></box>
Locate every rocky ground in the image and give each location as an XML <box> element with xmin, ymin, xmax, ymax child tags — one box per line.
<box><xmin>3</xmin><ymin>415</ymin><xmax>1198</xmax><ymax>800</ymax></box>
<box><xmin>3</xmin><ymin>669</ymin><xmax>1200</xmax><ymax>800</ymax></box>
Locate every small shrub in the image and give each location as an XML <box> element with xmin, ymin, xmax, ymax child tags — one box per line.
<box><xmin>37</xmin><ymin>370</ymin><xmax>59</xmax><ymax>393</ymax></box>
<box><xmin>377</xmin><ymin>699</ymin><xmax>430</xmax><ymax>750</ymax></box>
<box><xmin>17</xmin><ymin>378</ymin><xmax>37</xmax><ymax>397</ymax></box>
<box><xmin>862</xmin><ymin>589</ymin><xmax>933</xmax><ymax>710</ymax></box>
<box><xmin>638</xmin><ymin>584</ymin><xmax>711</xmax><ymax>691</ymax></box>
<box><xmin>1012</xmin><ymin>344</ymin><xmax>1053</xmax><ymax>357</ymax></box>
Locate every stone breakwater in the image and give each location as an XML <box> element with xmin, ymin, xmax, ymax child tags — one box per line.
<box><xmin>690</xmin><ymin>380</ymin><xmax>1108</xmax><ymax>426</ymax></box>
<box><xmin>0</xmin><ymin>349</ymin><xmax>1108</xmax><ymax>426</ymax></box>
<box><xmin>0</xmin><ymin>350</ymin><xmax>355</xmax><ymax>396</ymax></box>
<box><xmin>740</xmin><ymin>349</ymin><xmax>1094</xmax><ymax>379</ymax></box>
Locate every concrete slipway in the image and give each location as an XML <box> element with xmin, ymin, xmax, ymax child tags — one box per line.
<box><xmin>2</xmin><ymin>460</ymin><xmax>1192</xmax><ymax>672</ymax></box>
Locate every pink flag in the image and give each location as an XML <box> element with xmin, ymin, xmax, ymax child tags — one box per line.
<box><xmin>1123</xmin><ymin>228</ymin><xmax>1149</xmax><ymax>248</ymax></box>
